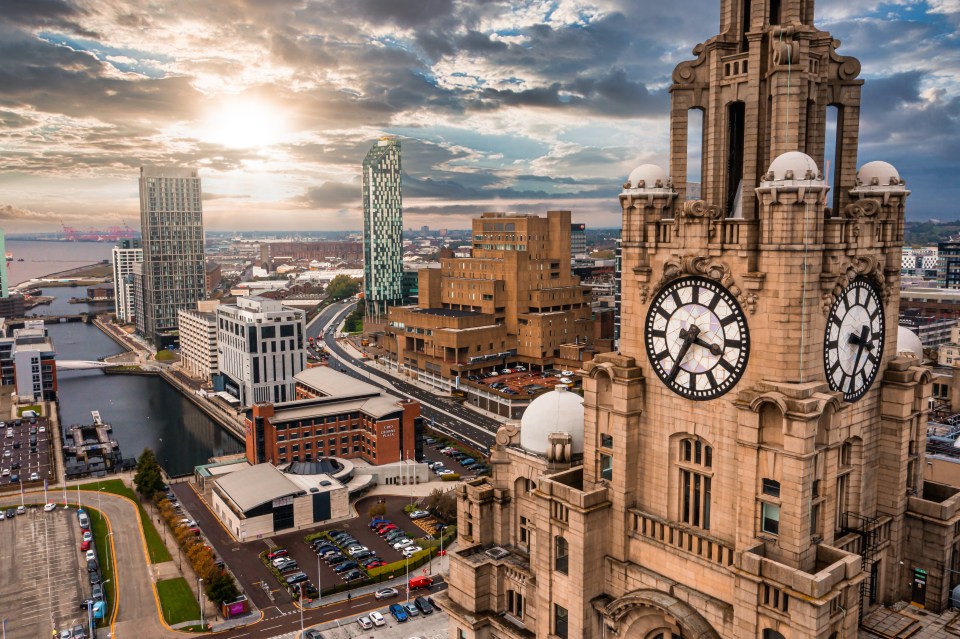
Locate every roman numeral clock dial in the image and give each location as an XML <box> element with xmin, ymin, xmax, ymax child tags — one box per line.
<box><xmin>644</xmin><ymin>277</ymin><xmax>750</xmax><ymax>400</ymax></box>
<box><xmin>824</xmin><ymin>278</ymin><xmax>886</xmax><ymax>402</ymax></box>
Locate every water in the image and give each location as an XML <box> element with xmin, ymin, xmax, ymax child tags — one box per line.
<box><xmin>49</xmin><ymin>322</ymin><xmax>243</xmax><ymax>476</ymax></box>
<box><xmin>5</xmin><ymin>240</ymin><xmax>113</xmax><ymax>286</ymax></box>
<box><xmin>25</xmin><ymin>288</ymin><xmax>108</xmax><ymax>318</ymax></box>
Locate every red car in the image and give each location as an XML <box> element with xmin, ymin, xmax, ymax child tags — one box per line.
<box><xmin>409</xmin><ymin>576</ymin><xmax>434</xmax><ymax>590</ymax></box>
<box><xmin>378</xmin><ymin>524</ymin><xmax>398</xmax><ymax>535</ymax></box>
<box><xmin>80</xmin><ymin>540</ymin><xmax>91</xmax><ymax>551</ymax></box>
<box><xmin>267</xmin><ymin>548</ymin><xmax>288</xmax><ymax>560</ymax></box>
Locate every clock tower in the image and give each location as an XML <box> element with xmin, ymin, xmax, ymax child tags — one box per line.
<box><xmin>583</xmin><ymin>0</ymin><xmax>925</xmax><ymax>636</ymax></box>
<box><xmin>442</xmin><ymin>3</ymin><xmax>945</xmax><ymax>639</ymax></box>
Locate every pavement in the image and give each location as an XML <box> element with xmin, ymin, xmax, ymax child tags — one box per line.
<box><xmin>0</xmin><ymin>489</ymin><xmax>170</xmax><ymax>639</ymax></box>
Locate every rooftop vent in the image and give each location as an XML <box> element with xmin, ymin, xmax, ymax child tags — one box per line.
<box><xmin>485</xmin><ymin>547</ymin><xmax>511</xmax><ymax>560</ymax></box>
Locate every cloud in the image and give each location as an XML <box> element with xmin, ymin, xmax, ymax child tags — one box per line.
<box><xmin>0</xmin><ymin>203</ymin><xmax>66</xmax><ymax>221</ymax></box>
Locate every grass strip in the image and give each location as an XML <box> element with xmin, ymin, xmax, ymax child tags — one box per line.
<box><xmin>79</xmin><ymin>479</ymin><xmax>172</xmax><ymax>563</ymax></box>
<box><xmin>156</xmin><ymin>577</ymin><xmax>203</xmax><ymax>625</ymax></box>
<box><xmin>86</xmin><ymin>507</ymin><xmax>115</xmax><ymax>628</ymax></box>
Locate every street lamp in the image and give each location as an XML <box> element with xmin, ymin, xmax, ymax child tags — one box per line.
<box><xmin>103</xmin><ymin>532</ymin><xmax>114</xmax><ymax>575</ymax></box>
<box><xmin>98</xmin><ymin>486</ymin><xmax>106</xmax><ymax>520</ymax></box>
<box><xmin>198</xmin><ymin>578</ymin><xmax>204</xmax><ymax>629</ymax></box>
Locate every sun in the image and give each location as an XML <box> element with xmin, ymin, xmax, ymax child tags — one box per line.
<box><xmin>199</xmin><ymin>98</ymin><xmax>289</xmax><ymax>149</ymax></box>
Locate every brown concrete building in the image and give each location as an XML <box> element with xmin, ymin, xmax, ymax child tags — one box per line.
<box><xmin>244</xmin><ymin>366</ymin><xmax>421</xmax><ymax>467</ymax></box>
<box><xmin>204</xmin><ymin>261</ymin><xmax>221</xmax><ymax>294</ymax></box>
<box><xmin>383</xmin><ymin>210</ymin><xmax>598</xmax><ymax>392</ymax></box>
<box><xmin>443</xmin><ymin>3</ymin><xmax>960</xmax><ymax>639</ymax></box>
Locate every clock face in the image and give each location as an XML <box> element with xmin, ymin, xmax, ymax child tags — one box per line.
<box><xmin>824</xmin><ymin>279</ymin><xmax>885</xmax><ymax>402</ymax></box>
<box><xmin>645</xmin><ymin>277</ymin><xmax>750</xmax><ymax>400</ymax></box>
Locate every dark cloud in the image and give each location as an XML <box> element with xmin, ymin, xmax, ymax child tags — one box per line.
<box><xmin>297</xmin><ymin>181</ymin><xmax>360</xmax><ymax>208</ymax></box>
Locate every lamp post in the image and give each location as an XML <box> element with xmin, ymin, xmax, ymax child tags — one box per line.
<box><xmin>98</xmin><ymin>486</ymin><xmax>106</xmax><ymax>520</ymax></box>
<box><xmin>104</xmin><ymin>532</ymin><xmax>113</xmax><ymax>574</ymax></box>
<box><xmin>102</xmin><ymin>579</ymin><xmax>111</xmax><ymax>617</ymax></box>
<box><xmin>198</xmin><ymin>578</ymin><xmax>204</xmax><ymax>629</ymax></box>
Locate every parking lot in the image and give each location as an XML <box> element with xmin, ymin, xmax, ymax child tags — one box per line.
<box><xmin>303</xmin><ymin>606</ymin><xmax>451</xmax><ymax>639</ymax></box>
<box><xmin>464</xmin><ymin>367</ymin><xmax>580</xmax><ymax>397</ymax></box>
<box><xmin>0</xmin><ymin>506</ymin><xmax>89</xmax><ymax>638</ymax></box>
<box><xmin>0</xmin><ymin>415</ymin><xmax>54</xmax><ymax>489</ymax></box>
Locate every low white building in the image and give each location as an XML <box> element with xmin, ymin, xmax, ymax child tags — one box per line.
<box><xmin>178</xmin><ymin>301</ymin><xmax>220</xmax><ymax>382</ymax></box>
<box><xmin>211</xmin><ymin>462</ymin><xmax>349</xmax><ymax>540</ymax></box>
<box><xmin>216</xmin><ymin>296</ymin><xmax>306</xmax><ymax>406</ymax></box>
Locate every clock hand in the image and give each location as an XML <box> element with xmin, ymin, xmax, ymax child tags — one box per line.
<box><xmin>847</xmin><ymin>325</ymin><xmax>871</xmax><ymax>394</ymax></box>
<box><xmin>692</xmin><ymin>335</ymin><xmax>723</xmax><ymax>356</ymax></box>
<box><xmin>669</xmin><ymin>326</ymin><xmax>700</xmax><ymax>383</ymax></box>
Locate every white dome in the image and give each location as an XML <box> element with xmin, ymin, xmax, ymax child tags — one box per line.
<box><xmin>627</xmin><ymin>164</ymin><xmax>668</xmax><ymax>189</ymax></box>
<box><xmin>858</xmin><ymin>161</ymin><xmax>902</xmax><ymax>187</ymax></box>
<box><xmin>897</xmin><ymin>326</ymin><xmax>923</xmax><ymax>358</ymax></box>
<box><xmin>519</xmin><ymin>386</ymin><xmax>585</xmax><ymax>456</ymax></box>
<box><xmin>765</xmin><ymin>151</ymin><xmax>822</xmax><ymax>182</ymax></box>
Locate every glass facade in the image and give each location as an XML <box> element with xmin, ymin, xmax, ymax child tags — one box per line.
<box><xmin>137</xmin><ymin>166</ymin><xmax>206</xmax><ymax>346</ymax></box>
<box><xmin>362</xmin><ymin>138</ymin><xmax>403</xmax><ymax>316</ymax></box>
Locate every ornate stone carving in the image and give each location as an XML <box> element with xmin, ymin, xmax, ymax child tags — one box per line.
<box><xmin>672</xmin><ymin>43</ymin><xmax>706</xmax><ymax>84</ymax></box>
<box><xmin>829</xmin><ymin>39</ymin><xmax>862</xmax><ymax>81</ymax></box>
<box><xmin>676</xmin><ymin>199</ymin><xmax>723</xmax><ymax>238</ymax></box>
<box><xmin>820</xmin><ymin>255</ymin><xmax>890</xmax><ymax>314</ymax></box>
<box><xmin>651</xmin><ymin>255</ymin><xmax>759</xmax><ymax>314</ymax></box>
<box><xmin>639</xmin><ymin>284</ymin><xmax>651</xmax><ymax>304</ymax></box>
<box><xmin>494</xmin><ymin>422</ymin><xmax>520</xmax><ymax>447</ymax></box>
<box><xmin>547</xmin><ymin>432</ymin><xmax>573</xmax><ymax>464</ymax></box>
<box><xmin>600</xmin><ymin>589</ymin><xmax>722</xmax><ymax>638</ymax></box>
<box><xmin>841</xmin><ymin>198</ymin><xmax>881</xmax><ymax>218</ymax></box>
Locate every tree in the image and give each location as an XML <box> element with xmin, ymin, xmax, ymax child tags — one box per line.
<box><xmin>325</xmin><ymin>275</ymin><xmax>361</xmax><ymax>301</ymax></box>
<box><xmin>368</xmin><ymin>502</ymin><xmax>387</xmax><ymax>519</ymax></box>
<box><xmin>134</xmin><ymin>448</ymin><xmax>165</xmax><ymax>499</ymax></box>
<box><xmin>206</xmin><ymin>571</ymin><xmax>240</xmax><ymax>604</ymax></box>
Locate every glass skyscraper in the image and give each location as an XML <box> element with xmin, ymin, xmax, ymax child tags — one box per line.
<box><xmin>362</xmin><ymin>137</ymin><xmax>403</xmax><ymax>317</ymax></box>
<box><xmin>137</xmin><ymin>166</ymin><xmax>206</xmax><ymax>347</ymax></box>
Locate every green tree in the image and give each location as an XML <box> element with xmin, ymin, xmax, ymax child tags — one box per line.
<box><xmin>134</xmin><ymin>448</ymin><xmax>165</xmax><ymax>499</ymax></box>
<box><xmin>325</xmin><ymin>275</ymin><xmax>361</xmax><ymax>301</ymax></box>
<box><xmin>206</xmin><ymin>571</ymin><xmax>240</xmax><ymax>605</ymax></box>
<box><xmin>368</xmin><ymin>502</ymin><xmax>387</xmax><ymax>519</ymax></box>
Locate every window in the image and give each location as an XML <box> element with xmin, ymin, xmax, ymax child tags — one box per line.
<box><xmin>762</xmin><ymin>478</ymin><xmax>780</xmax><ymax>497</ymax></box>
<box><xmin>519</xmin><ymin>516</ymin><xmax>529</xmax><ymax>545</ymax></box>
<box><xmin>678</xmin><ymin>437</ymin><xmax>712</xmax><ymax>530</ymax></box>
<box><xmin>600</xmin><ymin>454</ymin><xmax>613</xmax><ymax>481</ymax></box>
<box><xmin>761</xmin><ymin>502</ymin><xmax>780</xmax><ymax>535</ymax></box>
<box><xmin>507</xmin><ymin>589</ymin><xmax>524</xmax><ymax>618</ymax></box>
<box><xmin>555</xmin><ymin>536</ymin><xmax>569</xmax><ymax>574</ymax></box>
<box><xmin>600</xmin><ymin>433</ymin><xmax>613</xmax><ymax>448</ymax></box>
<box><xmin>554</xmin><ymin>604</ymin><xmax>568</xmax><ymax>639</ymax></box>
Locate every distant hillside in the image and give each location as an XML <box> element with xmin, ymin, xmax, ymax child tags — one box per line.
<box><xmin>904</xmin><ymin>221</ymin><xmax>960</xmax><ymax>246</ymax></box>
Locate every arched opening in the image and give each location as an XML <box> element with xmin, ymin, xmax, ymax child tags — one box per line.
<box><xmin>725</xmin><ymin>101</ymin><xmax>746</xmax><ymax>217</ymax></box>
<box><xmin>687</xmin><ymin>108</ymin><xmax>704</xmax><ymax>199</ymax></box>
<box><xmin>770</xmin><ymin>0</ymin><xmax>781</xmax><ymax>25</ymax></box>
<box><xmin>554</xmin><ymin>535</ymin><xmax>569</xmax><ymax>574</ymax></box>
<box><xmin>763</xmin><ymin>630</ymin><xmax>786</xmax><ymax>639</ymax></box>
<box><xmin>824</xmin><ymin>105</ymin><xmax>841</xmax><ymax>212</ymax></box>
<box><xmin>759</xmin><ymin>403</ymin><xmax>784</xmax><ymax>448</ymax></box>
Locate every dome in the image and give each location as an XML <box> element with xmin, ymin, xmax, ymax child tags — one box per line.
<box><xmin>858</xmin><ymin>161</ymin><xmax>902</xmax><ymax>187</ymax></box>
<box><xmin>627</xmin><ymin>164</ymin><xmax>669</xmax><ymax>189</ymax></box>
<box><xmin>897</xmin><ymin>326</ymin><xmax>923</xmax><ymax>358</ymax></box>
<box><xmin>764</xmin><ymin>151</ymin><xmax>822</xmax><ymax>182</ymax></box>
<box><xmin>519</xmin><ymin>386</ymin><xmax>585</xmax><ymax>456</ymax></box>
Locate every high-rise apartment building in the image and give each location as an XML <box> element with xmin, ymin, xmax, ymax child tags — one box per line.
<box><xmin>137</xmin><ymin>166</ymin><xmax>205</xmax><ymax>347</ymax></box>
<box><xmin>178</xmin><ymin>301</ymin><xmax>220</xmax><ymax>383</ymax></box>
<box><xmin>0</xmin><ymin>228</ymin><xmax>8</xmax><ymax>298</ymax></box>
<box><xmin>216</xmin><ymin>296</ymin><xmax>305</xmax><ymax>406</ymax></box>
<box><xmin>362</xmin><ymin>137</ymin><xmax>403</xmax><ymax>317</ymax></box>
<box><xmin>443</xmin><ymin>3</ymin><xmax>953</xmax><ymax>638</ymax></box>
<box><xmin>938</xmin><ymin>241</ymin><xmax>960</xmax><ymax>288</ymax></box>
<box><xmin>384</xmin><ymin>210</ymin><xmax>596</xmax><ymax>391</ymax></box>
<box><xmin>570</xmin><ymin>223</ymin><xmax>586</xmax><ymax>256</ymax></box>
<box><xmin>111</xmin><ymin>238</ymin><xmax>142</xmax><ymax>323</ymax></box>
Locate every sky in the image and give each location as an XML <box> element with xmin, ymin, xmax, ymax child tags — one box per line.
<box><xmin>0</xmin><ymin>0</ymin><xmax>958</xmax><ymax>234</ymax></box>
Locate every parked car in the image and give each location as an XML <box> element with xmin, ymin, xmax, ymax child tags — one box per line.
<box><xmin>375</xmin><ymin>587</ymin><xmax>399</xmax><ymax>600</ymax></box>
<box><xmin>284</xmin><ymin>572</ymin><xmax>308</xmax><ymax>585</ymax></box>
<box><xmin>352</xmin><ymin>550</ymin><xmax>373</xmax><ymax>560</ymax></box>
<box><xmin>369</xmin><ymin>611</ymin><xmax>386</xmax><ymax>627</ymax></box>
<box><xmin>402</xmin><ymin>546</ymin><xmax>418</xmax><ymax>558</ymax></box>
<box><xmin>343</xmin><ymin>569</ymin><xmax>364</xmax><ymax>581</ymax></box>
<box><xmin>91</xmin><ymin>584</ymin><xmax>103</xmax><ymax>601</ymax></box>
<box><xmin>345</xmin><ymin>545</ymin><xmax>368</xmax><ymax>555</ymax></box>
<box><xmin>403</xmin><ymin>602</ymin><xmax>420</xmax><ymax>618</ymax></box>
<box><xmin>369</xmin><ymin>517</ymin><xmax>388</xmax><ymax>528</ymax></box>
<box><xmin>409</xmin><ymin>576</ymin><xmax>434</xmax><ymax>590</ymax></box>
<box><xmin>72</xmin><ymin>625</ymin><xmax>87</xmax><ymax>639</ymax></box>
<box><xmin>272</xmin><ymin>556</ymin><xmax>294</xmax><ymax>568</ymax></box>
<box><xmin>389</xmin><ymin>603</ymin><xmax>408</xmax><ymax>622</ymax></box>
<box><xmin>415</xmin><ymin>596</ymin><xmax>434</xmax><ymax>615</ymax></box>
<box><xmin>365</xmin><ymin>559</ymin><xmax>386</xmax><ymax>568</ymax></box>
<box><xmin>357</xmin><ymin>616</ymin><xmax>373</xmax><ymax>630</ymax></box>
<box><xmin>393</xmin><ymin>539</ymin><xmax>414</xmax><ymax>550</ymax></box>
<box><xmin>326</xmin><ymin>554</ymin><xmax>346</xmax><ymax>565</ymax></box>
<box><xmin>409</xmin><ymin>510</ymin><xmax>431</xmax><ymax>519</ymax></box>
<box><xmin>86</xmin><ymin>559</ymin><xmax>98</xmax><ymax>573</ymax></box>
<box><xmin>44</xmin><ymin>502</ymin><xmax>57</xmax><ymax>512</ymax></box>
<box><xmin>88</xmin><ymin>572</ymin><xmax>100</xmax><ymax>585</ymax></box>
<box><xmin>334</xmin><ymin>561</ymin><xmax>358</xmax><ymax>573</ymax></box>
<box><xmin>82</xmin><ymin>531</ymin><xmax>93</xmax><ymax>543</ymax></box>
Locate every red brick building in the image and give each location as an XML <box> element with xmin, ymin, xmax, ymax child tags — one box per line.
<box><xmin>244</xmin><ymin>367</ymin><xmax>421</xmax><ymax>466</ymax></box>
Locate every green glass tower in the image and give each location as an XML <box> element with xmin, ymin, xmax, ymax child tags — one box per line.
<box><xmin>362</xmin><ymin>137</ymin><xmax>403</xmax><ymax>318</ymax></box>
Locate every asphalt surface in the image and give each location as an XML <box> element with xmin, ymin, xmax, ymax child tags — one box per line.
<box><xmin>0</xmin><ymin>416</ymin><xmax>54</xmax><ymax>489</ymax></box>
<box><xmin>308</xmin><ymin>302</ymin><xmax>501</xmax><ymax>454</ymax></box>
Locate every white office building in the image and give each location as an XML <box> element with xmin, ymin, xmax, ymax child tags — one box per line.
<box><xmin>178</xmin><ymin>301</ymin><xmax>220</xmax><ymax>382</ymax></box>
<box><xmin>111</xmin><ymin>238</ymin><xmax>143</xmax><ymax>323</ymax></box>
<box><xmin>216</xmin><ymin>297</ymin><xmax>306</xmax><ymax>406</ymax></box>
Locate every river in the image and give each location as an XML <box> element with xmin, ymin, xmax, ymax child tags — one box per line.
<box><xmin>47</xmin><ymin>310</ymin><xmax>243</xmax><ymax>477</ymax></box>
<box><xmin>6</xmin><ymin>239</ymin><xmax>113</xmax><ymax>286</ymax></box>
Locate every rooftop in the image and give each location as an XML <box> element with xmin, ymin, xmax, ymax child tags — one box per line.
<box><xmin>214</xmin><ymin>463</ymin><xmax>302</xmax><ymax>513</ymax></box>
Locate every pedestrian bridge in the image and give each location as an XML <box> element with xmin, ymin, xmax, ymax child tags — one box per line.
<box><xmin>58</xmin><ymin>360</ymin><xmax>114</xmax><ymax>370</ymax></box>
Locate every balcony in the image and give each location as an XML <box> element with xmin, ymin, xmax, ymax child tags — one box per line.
<box><xmin>630</xmin><ymin>508</ymin><xmax>734</xmax><ymax>567</ymax></box>
<box><xmin>741</xmin><ymin>542</ymin><xmax>862</xmax><ymax>600</ymax></box>
<box><xmin>907</xmin><ymin>481</ymin><xmax>960</xmax><ymax>522</ymax></box>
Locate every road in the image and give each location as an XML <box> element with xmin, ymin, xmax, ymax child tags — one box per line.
<box><xmin>307</xmin><ymin>302</ymin><xmax>500</xmax><ymax>453</ymax></box>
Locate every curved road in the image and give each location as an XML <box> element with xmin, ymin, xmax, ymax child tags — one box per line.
<box><xmin>1</xmin><ymin>491</ymin><xmax>168</xmax><ymax>639</ymax></box>
<box><xmin>307</xmin><ymin>302</ymin><xmax>501</xmax><ymax>453</ymax></box>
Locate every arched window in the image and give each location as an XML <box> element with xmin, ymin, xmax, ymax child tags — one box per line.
<box><xmin>678</xmin><ymin>437</ymin><xmax>713</xmax><ymax>530</ymax></box>
<box><xmin>555</xmin><ymin>536</ymin><xmax>569</xmax><ymax>574</ymax></box>
<box><xmin>763</xmin><ymin>630</ymin><xmax>786</xmax><ymax>639</ymax></box>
